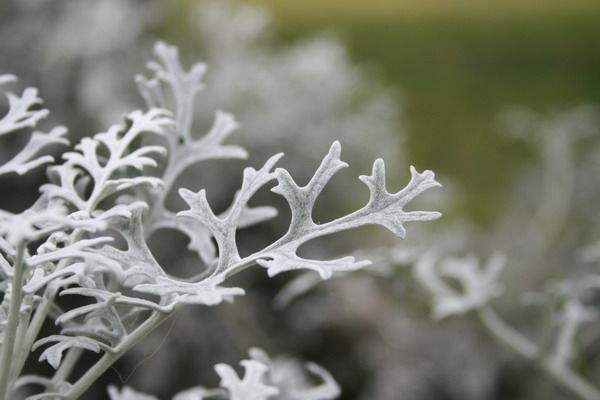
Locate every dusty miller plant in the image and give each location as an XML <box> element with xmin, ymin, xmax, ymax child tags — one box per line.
<box><xmin>0</xmin><ymin>42</ymin><xmax>440</xmax><ymax>399</ymax></box>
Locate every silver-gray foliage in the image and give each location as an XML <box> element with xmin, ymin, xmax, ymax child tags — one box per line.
<box><xmin>108</xmin><ymin>348</ymin><xmax>339</xmax><ymax>400</ymax></box>
<box><xmin>0</xmin><ymin>42</ymin><xmax>439</xmax><ymax>400</ymax></box>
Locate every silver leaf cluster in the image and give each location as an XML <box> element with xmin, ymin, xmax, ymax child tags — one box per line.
<box><xmin>108</xmin><ymin>348</ymin><xmax>339</xmax><ymax>400</ymax></box>
<box><xmin>0</xmin><ymin>41</ymin><xmax>440</xmax><ymax>400</ymax></box>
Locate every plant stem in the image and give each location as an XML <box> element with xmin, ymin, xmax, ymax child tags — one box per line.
<box><xmin>50</xmin><ymin>347</ymin><xmax>83</xmax><ymax>388</ymax></box>
<box><xmin>0</xmin><ymin>241</ymin><xmax>26</xmax><ymax>400</ymax></box>
<box><xmin>7</xmin><ymin>306</ymin><xmax>31</xmax><ymax>388</ymax></box>
<box><xmin>9</xmin><ymin>291</ymin><xmax>56</xmax><ymax>387</ymax></box>
<box><xmin>478</xmin><ymin>306</ymin><xmax>600</xmax><ymax>400</ymax></box>
<box><xmin>63</xmin><ymin>310</ymin><xmax>172</xmax><ymax>400</ymax></box>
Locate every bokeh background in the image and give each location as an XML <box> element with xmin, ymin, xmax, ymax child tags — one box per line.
<box><xmin>262</xmin><ymin>0</ymin><xmax>600</xmax><ymax>225</ymax></box>
<box><xmin>2</xmin><ymin>0</ymin><xmax>600</xmax><ymax>399</ymax></box>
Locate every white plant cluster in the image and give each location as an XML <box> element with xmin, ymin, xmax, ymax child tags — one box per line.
<box><xmin>0</xmin><ymin>42</ymin><xmax>440</xmax><ymax>400</ymax></box>
<box><xmin>108</xmin><ymin>348</ymin><xmax>340</xmax><ymax>400</ymax></box>
<box><xmin>0</xmin><ymin>75</ymin><xmax>68</xmax><ymax>177</ymax></box>
<box><xmin>414</xmin><ymin>251</ymin><xmax>600</xmax><ymax>400</ymax></box>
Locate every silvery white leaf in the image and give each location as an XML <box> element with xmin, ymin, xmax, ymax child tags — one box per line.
<box><xmin>550</xmin><ymin>297</ymin><xmax>597</xmax><ymax>369</ymax></box>
<box><xmin>134</xmin><ymin>275</ymin><xmax>244</xmax><ymax>307</ymax></box>
<box><xmin>357</xmin><ymin>162</ymin><xmax>441</xmax><ymax>238</ymax></box>
<box><xmin>23</xmin><ymin>263</ymin><xmax>83</xmax><ymax>294</ymax></box>
<box><xmin>178</xmin><ymin>153</ymin><xmax>282</xmax><ymax>273</ymax></box>
<box><xmin>152</xmin><ymin>202</ymin><xmax>276</xmax><ymax>267</ymax></box>
<box><xmin>270</xmin><ymin>141</ymin><xmax>348</xmax><ymax>235</ymax></box>
<box><xmin>249</xmin><ymin>348</ymin><xmax>340</xmax><ymax>400</ymax></box>
<box><xmin>58</xmin><ymin>287</ymin><xmax>168</xmax><ymax>322</ymax></box>
<box><xmin>0</xmin><ymin>74</ymin><xmax>16</xmax><ymax>86</ymax></box>
<box><xmin>41</xmin><ymin>108</ymin><xmax>172</xmax><ymax>211</ymax></box>
<box><xmin>173</xmin><ymin>387</ymin><xmax>222</xmax><ymax>400</ymax></box>
<box><xmin>0</xmin><ymin>126</ymin><xmax>68</xmax><ymax>176</ymax></box>
<box><xmin>215</xmin><ymin>360</ymin><xmax>279</xmax><ymax>400</ymax></box>
<box><xmin>107</xmin><ymin>386</ymin><xmax>159</xmax><ymax>400</ymax></box>
<box><xmin>0</xmin><ymin>76</ymin><xmax>68</xmax><ymax>177</ymax></box>
<box><xmin>415</xmin><ymin>252</ymin><xmax>505</xmax><ymax>319</ymax></box>
<box><xmin>137</xmin><ymin>43</ymin><xmax>258</xmax><ymax>268</ymax></box>
<box><xmin>95</xmin><ymin>207</ymin><xmax>165</xmax><ymax>286</ymax></box>
<box><xmin>137</xmin><ymin>43</ymin><xmax>246</xmax><ymax>179</ymax></box>
<box><xmin>139</xmin><ymin>41</ymin><xmax>206</xmax><ymax>143</ymax></box>
<box><xmin>0</xmin><ymin>203</ymin><xmax>105</xmax><ymax>246</ymax></box>
<box><xmin>162</xmin><ymin>110</ymin><xmax>248</xmax><ymax>186</ymax></box>
<box><xmin>257</xmin><ymin>250</ymin><xmax>369</xmax><ymax>280</ymax></box>
<box><xmin>179</xmin><ymin>141</ymin><xmax>440</xmax><ymax>281</ymax></box>
<box><xmin>58</xmin><ymin>300</ymin><xmax>127</xmax><ymax>345</ymax></box>
<box><xmin>33</xmin><ymin>335</ymin><xmax>106</xmax><ymax>369</ymax></box>
<box><xmin>26</xmin><ymin>237</ymin><xmax>113</xmax><ymax>268</ymax></box>
<box><xmin>0</xmin><ymin>86</ymin><xmax>48</xmax><ymax>136</ymax></box>
<box><xmin>291</xmin><ymin>363</ymin><xmax>340</xmax><ymax>400</ymax></box>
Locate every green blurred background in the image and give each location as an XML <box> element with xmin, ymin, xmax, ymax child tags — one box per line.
<box><xmin>167</xmin><ymin>0</ymin><xmax>600</xmax><ymax>226</ymax></box>
<box><xmin>270</xmin><ymin>0</ymin><xmax>600</xmax><ymax>225</ymax></box>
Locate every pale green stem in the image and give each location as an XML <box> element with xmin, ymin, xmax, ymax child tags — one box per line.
<box><xmin>7</xmin><ymin>306</ymin><xmax>32</xmax><ymax>388</ymax></box>
<box><xmin>49</xmin><ymin>347</ymin><xmax>83</xmax><ymax>390</ymax></box>
<box><xmin>0</xmin><ymin>241</ymin><xmax>26</xmax><ymax>400</ymax></box>
<box><xmin>10</xmin><ymin>293</ymin><xmax>55</xmax><ymax>386</ymax></box>
<box><xmin>48</xmin><ymin>346</ymin><xmax>81</xmax><ymax>390</ymax></box>
<box><xmin>63</xmin><ymin>310</ymin><xmax>172</xmax><ymax>400</ymax></box>
<box><xmin>478</xmin><ymin>306</ymin><xmax>600</xmax><ymax>400</ymax></box>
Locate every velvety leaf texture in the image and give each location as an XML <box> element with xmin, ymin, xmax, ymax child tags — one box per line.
<box><xmin>0</xmin><ymin>41</ymin><xmax>441</xmax><ymax>400</ymax></box>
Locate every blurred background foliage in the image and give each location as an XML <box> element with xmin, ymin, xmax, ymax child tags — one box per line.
<box><xmin>159</xmin><ymin>0</ymin><xmax>600</xmax><ymax>225</ymax></box>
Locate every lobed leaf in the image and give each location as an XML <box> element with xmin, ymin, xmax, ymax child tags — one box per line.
<box><xmin>215</xmin><ymin>360</ymin><xmax>280</xmax><ymax>400</ymax></box>
<box><xmin>415</xmin><ymin>252</ymin><xmax>505</xmax><ymax>319</ymax></box>
<box><xmin>178</xmin><ymin>141</ymin><xmax>441</xmax><ymax>281</ymax></box>
<box><xmin>33</xmin><ymin>335</ymin><xmax>106</xmax><ymax>369</ymax></box>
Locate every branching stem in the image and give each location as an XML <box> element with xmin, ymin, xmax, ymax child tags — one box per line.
<box><xmin>478</xmin><ymin>306</ymin><xmax>600</xmax><ymax>400</ymax></box>
<box><xmin>50</xmin><ymin>347</ymin><xmax>83</xmax><ymax>389</ymax></box>
<box><xmin>63</xmin><ymin>310</ymin><xmax>173</xmax><ymax>400</ymax></box>
<box><xmin>10</xmin><ymin>290</ymin><xmax>57</xmax><ymax>388</ymax></box>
